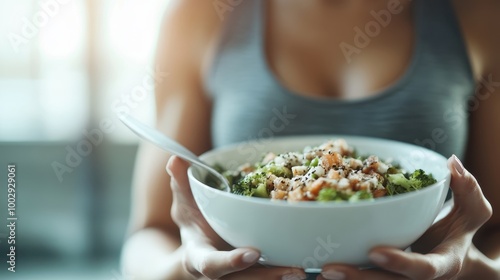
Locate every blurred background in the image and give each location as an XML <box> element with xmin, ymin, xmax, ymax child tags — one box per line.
<box><xmin>0</xmin><ymin>0</ymin><xmax>171</xmax><ymax>279</ymax></box>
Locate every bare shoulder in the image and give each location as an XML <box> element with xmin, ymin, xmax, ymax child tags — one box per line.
<box><xmin>162</xmin><ymin>0</ymin><xmax>223</xmax><ymax>42</ymax></box>
<box><xmin>154</xmin><ymin>0</ymin><xmax>226</xmax><ymax>109</ymax></box>
<box><xmin>452</xmin><ymin>0</ymin><xmax>500</xmax><ymax>76</ymax></box>
<box><xmin>156</xmin><ymin>0</ymin><xmax>224</xmax><ymax>78</ymax></box>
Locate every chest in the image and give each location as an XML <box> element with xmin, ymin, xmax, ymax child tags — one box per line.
<box><xmin>265</xmin><ymin>0</ymin><xmax>415</xmax><ymax>100</ymax></box>
<box><xmin>207</xmin><ymin>0</ymin><xmax>476</xmax><ymax>158</ymax></box>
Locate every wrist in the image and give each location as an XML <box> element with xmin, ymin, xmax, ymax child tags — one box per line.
<box><xmin>460</xmin><ymin>246</ymin><xmax>500</xmax><ymax>280</ymax></box>
<box><xmin>121</xmin><ymin>231</ymin><xmax>197</xmax><ymax>280</ymax></box>
<box><xmin>174</xmin><ymin>245</ymin><xmax>200</xmax><ymax>280</ymax></box>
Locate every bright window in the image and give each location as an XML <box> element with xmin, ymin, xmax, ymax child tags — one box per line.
<box><xmin>0</xmin><ymin>0</ymin><xmax>170</xmax><ymax>142</ymax></box>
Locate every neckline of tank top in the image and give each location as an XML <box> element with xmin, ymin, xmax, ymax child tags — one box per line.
<box><xmin>255</xmin><ymin>0</ymin><xmax>425</xmax><ymax>107</ymax></box>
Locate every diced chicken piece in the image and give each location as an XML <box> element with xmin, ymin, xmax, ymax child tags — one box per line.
<box><xmin>278</xmin><ymin>152</ymin><xmax>303</xmax><ymax>167</ymax></box>
<box><xmin>289</xmin><ymin>177</ymin><xmax>305</xmax><ymax>190</ymax></box>
<box><xmin>320</xmin><ymin>139</ymin><xmax>354</xmax><ymax>156</ymax></box>
<box><xmin>349</xmin><ymin>178</ymin><xmax>360</xmax><ymax>190</ymax></box>
<box><xmin>321</xmin><ymin>152</ymin><xmax>342</xmax><ymax>169</ymax></box>
<box><xmin>274</xmin><ymin>156</ymin><xmax>286</xmax><ymax>165</ymax></box>
<box><xmin>313</xmin><ymin>166</ymin><xmax>325</xmax><ymax>177</ymax></box>
<box><xmin>308</xmin><ymin>178</ymin><xmax>327</xmax><ymax>196</ymax></box>
<box><xmin>304</xmin><ymin>150</ymin><xmax>322</xmax><ymax>161</ymax></box>
<box><xmin>337</xmin><ymin>178</ymin><xmax>350</xmax><ymax>189</ymax></box>
<box><xmin>348</xmin><ymin>170</ymin><xmax>363</xmax><ymax>181</ymax></box>
<box><xmin>359</xmin><ymin>177</ymin><xmax>379</xmax><ymax>190</ymax></box>
<box><xmin>303</xmin><ymin>166</ymin><xmax>325</xmax><ymax>182</ymax></box>
<box><xmin>273</xmin><ymin>177</ymin><xmax>290</xmax><ymax>191</ymax></box>
<box><xmin>266</xmin><ymin>174</ymin><xmax>277</xmax><ymax>188</ymax></box>
<box><xmin>376</xmin><ymin>162</ymin><xmax>389</xmax><ymax>174</ymax></box>
<box><xmin>292</xmin><ymin>166</ymin><xmax>308</xmax><ymax>176</ymax></box>
<box><xmin>288</xmin><ymin>187</ymin><xmax>305</xmax><ymax>201</ymax></box>
<box><xmin>348</xmin><ymin>158</ymin><xmax>363</xmax><ymax>170</ymax></box>
<box><xmin>271</xmin><ymin>190</ymin><xmax>287</xmax><ymax>200</ymax></box>
<box><xmin>363</xmin><ymin>156</ymin><xmax>380</xmax><ymax>174</ymax></box>
<box><xmin>327</xmin><ymin>169</ymin><xmax>342</xmax><ymax>179</ymax></box>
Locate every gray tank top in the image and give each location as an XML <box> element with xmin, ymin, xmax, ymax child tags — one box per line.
<box><xmin>205</xmin><ymin>0</ymin><xmax>474</xmax><ymax>159</ymax></box>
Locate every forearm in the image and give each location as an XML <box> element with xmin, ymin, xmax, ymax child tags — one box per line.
<box><xmin>475</xmin><ymin>227</ymin><xmax>500</xmax><ymax>260</ymax></box>
<box><xmin>121</xmin><ymin>228</ymin><xmax>193</xmax><ymax>280</ymax></box>
<box><xmin>462</xmin><ymin>228</ymin><xmax>500</xmax><ymax>279</ymax></box>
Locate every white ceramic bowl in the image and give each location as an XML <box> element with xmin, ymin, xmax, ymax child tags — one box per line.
<box><xmin>187</xmin><ymin>135</ymin><xmax>450</xmax><ymax>269</ymax></box>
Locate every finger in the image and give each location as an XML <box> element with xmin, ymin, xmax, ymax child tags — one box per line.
<box><xmin>167</xmin><ymin>156</ymin><xmax>194</xmax><ymax>204</ymax></box>
<box><xmin>320</xmin><ymin>264</ymin><xmax>405</xmax><ymax>280</ymax></box>
<box><xmin>167</xmin><ymin>155</ymin><xmax>192</xmax><ymax>198</ymax></box>
<box><xmin>368</xmin><ymin>247</ymin><xmax>461</xmax><ymax>280</ymax></box>
<box><xmin>167</xmin><ymin>156</ymin><xmax>200</xmax><ymax>224</ymax></box>
<box><xmin>187</xmin><ymin>244</ymin><xmax>262</xmax><ymax>279</ymax></box>
<box><xmin>222</xmin><ymin>266</ymin><xmax>307</xmax><ymax>280</ymax></box>
<box><xmin>447</xmin><ymin>155</ymin><xmax>492</xmax><ymax>229</ymax></box>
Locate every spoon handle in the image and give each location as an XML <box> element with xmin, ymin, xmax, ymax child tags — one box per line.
<box><xmin>120</xmin><ymin>114</ymin><xmax>201</xmax><ymax>162</ymax></box>
<box><xmin>119</xmin><ymin>113</ymin><xmax>230</xmax><ymax>191</ymax></box>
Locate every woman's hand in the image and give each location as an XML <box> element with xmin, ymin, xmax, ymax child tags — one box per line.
<box><xmin>318</xmin><ymin>155</ymin><xmax>495</xmax><ymax>280</ymax></box>
<box><xmin>167</xmin><ymin>156</ymin><xmax>307</xmax><ymax>280</ymax></box>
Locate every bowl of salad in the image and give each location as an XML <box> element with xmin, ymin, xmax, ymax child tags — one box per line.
<box><xmin>187</xmin><ymin>135</ymin><xmax>450</xmax><ymax>269</ymax></box>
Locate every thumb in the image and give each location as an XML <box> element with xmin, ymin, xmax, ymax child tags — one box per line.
<box><xmin>167</xmin><ymin>156</ymin><xmax>202</xmax><ymax>227</ymax></box>
<box><xmin>167</xmin><ymin>156</ymin><xmax>191</xmax><ymax>190</ymax></box>
<box><xmin>167</xmin><ymin>156</ymin><xmax>195</xmax><ymax>205</ymax></box>
<box><xmin>447</xmin><ymin>155</ymin><xmax>492</xmax><ymax>229</ymax></box>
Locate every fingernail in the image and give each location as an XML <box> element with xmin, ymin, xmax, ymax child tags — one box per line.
<box><xmin>242</xmin><ymin>251</ymin><xmax>259</xmax><ymax>264</ymax></box>
<box><xmin>282</xmin><ymin>273</ymin><xmax>306</xmax><ymax>280</ymax></box>
<box><xmin>321</xmin><ymin>270</ymin><xmax>345</xmax><ymax>280</ymax></box>
<box><xmin>369</xmin><ymin>252</ymin><xmax>388</xmax><ymax>264</ymax></box>
<box><xmin>452</xmin><ymin>155</ymin><xmax>464</xmax><ymax>175</ymax></box>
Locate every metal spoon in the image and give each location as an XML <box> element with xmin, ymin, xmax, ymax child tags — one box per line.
<box><xmin>119</xmin><ymin>113</ymin><xmax>230</xmax><ymax>192</ymax></box>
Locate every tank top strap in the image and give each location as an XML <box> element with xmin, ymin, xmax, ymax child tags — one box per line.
<box><xmin>416</xmin><ymin>0</ymin><xmax>473</xmax><ymax>75</ymax></box>
<box><xmin>205</xmin><ymin>0</ymin><xmax>263</xmax><ymax>93</ymax></box>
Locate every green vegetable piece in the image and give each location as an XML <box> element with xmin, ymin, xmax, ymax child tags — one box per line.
<box><xmin>310</xmin><ymin>157</ymin><xmax>319</xmax><ymax>167</ymax></box>
<box><xmin>254</xmin><ymin>183</ymin><xmax>269</xmax><ymax>198</ymax></box>
<box><xmin>317</xmin><ymin>188</ymin><xmax>337</xmax><ymax>201</ymax></box>
<box><xmin>230</xmin><ymin>168</ymin><xmax>272</xmax><ymax>198</ymax></box>
<box><xmin>222</xmin><ymin>170</ymin><xmax>243</xmax><ymax>186</ymax></box>
<box><xmin>349</xmin><ymin>190</ymin><xmax>374</xmax><ymax>202</ymax></box>
<box><xmin>385</xmin><ymin>169</ymin><xmax>437</xmax><ymax>195</ymax></box>
<box><xmin>261</xmin><ymin>164</ymin><xmax>292</xmax><ymax>178</ymax></box>
<box><xmin>231</xmin><ymin>182</ymin><xmax>255</xmax><ymax>196</ymax></box>
<box><xmin>409</xmin><ymin>169</ymin><xmax>437</xmax><ymax>187</ymax></box>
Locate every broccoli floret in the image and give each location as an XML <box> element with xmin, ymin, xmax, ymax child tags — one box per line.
<box><xmin>260</xmin><ymin>164</ymin><xmax>292</xmax><ymax>178</ymax></box>
<box><xmin>230</xmin><ymin>163</ymin><xmax>293</xmax><ymax>198</ymax></box>
<box><xmin>231</xmin><ymin>182</ymin><xmax>256</xmax><ymax>196</ymax></box>
<box><xmin>231</xmin><ymin>171</ymin><xmax>268</xmax><ymax>197</ymax></box>
<box><xmin>385</xmin><ymin>169</ymin><xmax>436</xmax><ymax>195</ymax></box>
<box><xmin>409</xmin><ymin>169</ymin><xmax>437</xmax><ymax>187</ymax></box>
